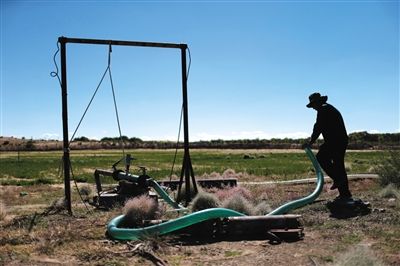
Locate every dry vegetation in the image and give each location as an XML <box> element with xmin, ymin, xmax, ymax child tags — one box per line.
<box><xmin>1</xmin><ymin>177</ymin><xmax>400</xmax><ymax>265</ymax></box>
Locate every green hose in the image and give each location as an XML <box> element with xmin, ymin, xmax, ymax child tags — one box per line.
<box><xmin>107</xmin><ymin>147</ymin><xmax>324</xmax><ymax>240</ymax></box>
<box><xmin>267</xmin><ymin>147</ymin><xmax>324</xmax><ymax>215</ymax></box>
<box><xmin>107</xmin><ymin>208</ymin><xmax>245</xmax><ymax>240</ymax></box>
<box><xmin>147</xmin><ymin>179</ymin><xmax>186</xmax><ymax>210</ymax></box>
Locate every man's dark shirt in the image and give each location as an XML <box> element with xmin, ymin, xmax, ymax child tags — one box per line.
<box><xmin>311</xmin><ymin>103</ymin><xmax>348</xmax><ymax>146</ymax></box>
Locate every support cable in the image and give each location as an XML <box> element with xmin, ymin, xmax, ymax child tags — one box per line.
<box><xmin>51</xmin><ymin>41</ymin><xmax>125</xmax><ymax>212</ymax></box>
<box><xmin>69</xmin><ymin>66</ymin><xmax>109</xmax><ymax>144</ymax></box>
<box><xmin>169</xmin><ymin>105</ymin><xmax>183</xmax><ymax>183</ymax></box>
<box><xmin>70</xmin><ymin>163</ymin><xmax>92</xmax><ymax>214</ymax></box>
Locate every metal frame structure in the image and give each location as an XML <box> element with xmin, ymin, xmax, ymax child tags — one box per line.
<box><xmin>58</xmin><ymin>36</ymin><xmax>197</xmax><ymax>214</ymax></box>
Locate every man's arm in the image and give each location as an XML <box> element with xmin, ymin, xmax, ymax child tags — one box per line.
<box><xmin>303</xmin><ymin>112</ymin><xmax>322</xmax><ymax>148</ymax></box>
<box><xmin>310</xmin><ymin>122</ymin><xmax>321</xmax><ymax>145</ymax></box>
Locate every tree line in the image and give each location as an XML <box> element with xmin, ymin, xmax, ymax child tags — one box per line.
<box><xmin>1</xmin><ymin>131</ymin><xmax>398</xmax><ymax>151</ymax></box>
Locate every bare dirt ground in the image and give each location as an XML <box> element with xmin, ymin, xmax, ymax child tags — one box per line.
<box><xmin>1</xmin><ymin>178</ymin><xmax>399</xmax><ymax>266</ymax></box>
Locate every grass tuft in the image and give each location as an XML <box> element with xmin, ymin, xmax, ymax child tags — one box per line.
<box><xmin>334</xmin><ymin>245</ymin><xmax>385</xmax><ymax>266</ymax></box>
<box><xmin>254</xmin><ymin>201</ymin><xmax>272</xmax><ymax>215</ymax></box>
<box><xmin>79</xmin><ymin>185</ymin><xmax>92</xmax><ymax>201</ymax></box>
<box><xmin>120</xmin><ymin>195</ymin><xmax>159</xmax><ymax>228</ymax></box>
<box><xmin>379</xmin><ymin>184</ymin><xmax>400</xmax><ymax>199</ymax></box>
<box><xmin>376</xmin><ymin>150</ymin><xmax>400</xmax><ymax>188</ymax></box>
<box><xmin>222</xmin><ymin>194</ymin><xmax>255</xmax><ymax>215</ymax></box>
<box><xmin>213</xmin><ymin>186</ymin><xmax>252</xmax><ymax>202</ymax></box>
<box><xmin>175</xmin><ymin>183</ymin><xmax>200</xmax><ymax>203</ymax></box>
<box><xmin>190</xmin><ymin>191</ymin><xmax>220</xmax><ymax>212</ymax></box>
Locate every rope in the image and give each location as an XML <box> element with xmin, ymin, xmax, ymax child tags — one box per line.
<box><xmin>51</xmin><ymin>41</ymin><xmax>126</xmax><ymax>212</ymax></box>
<box><xmin>69</xmin><ymin>66</ymin><xmax>109</xmax><ymax>144</ymax></box>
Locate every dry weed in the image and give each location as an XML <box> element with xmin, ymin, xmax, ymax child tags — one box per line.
<box><xmin>190</xmin><ymin>192</ymin><xmax>220</xmax><ymax>212</ymax></box>
<box><xmin>175</xmin><ymin>183</ymin><xmax>200</xmax><ymax>203</ymax></box>
<box><xmin>379</xmin><ymin>184</ymin><xmax>400</xmax><ymax>199</ymax></box>
<box><xmin>121</xmin><ymin>195</ymin><xmax>160</xmax><ymax>228</ymax></box>
<box><xmin>222</xmin><ymin>194</ymin><xmax>255</xmax><ymax>215</ymax></box>
<box><xmin>213</xmin><ymin>186</ymin><xmax>252</xmax><ymax>201</ymax></box>
<box><xmin>334</xmin><ymin>245</ymin><xmax>385</xmax><ymax>266</ymax></box>
<box><xmin>254</xmin><ymin>201</ymin><xmax>272</xmax><ymax>215</ymax></box>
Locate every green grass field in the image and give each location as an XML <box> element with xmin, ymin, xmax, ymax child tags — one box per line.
<box><xmin>0</xmin><ymin>149</ymin><xmax>385</xmax><ymax>186</ymax></box>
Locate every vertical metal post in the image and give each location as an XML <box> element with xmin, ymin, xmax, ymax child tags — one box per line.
<box><xmin>180</xmin><ymin>45</ymin><xmax>197</xmax><ymax>204</ymax></box>
<box><xmin>60</xmin><ymin>37</ymin><xmax>72</xmax><ymax>215</ymax></box>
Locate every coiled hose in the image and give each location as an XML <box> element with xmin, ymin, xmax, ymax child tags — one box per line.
<box><xmin>107</xmin><ymin>147</ymin><xmax>324</xmax><ymax>240</ymax></box>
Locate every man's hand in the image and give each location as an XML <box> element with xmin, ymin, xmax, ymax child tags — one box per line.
<box><xmin>301</xmin><ymin>142</ymin><xmax>311</xmax><ymax>149</ymax></box>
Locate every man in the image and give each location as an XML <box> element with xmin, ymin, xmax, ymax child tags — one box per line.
<box><xmin>303</xmin><ymin>92</ymin><xmax>352</xmax><ymax>201</ymax></box>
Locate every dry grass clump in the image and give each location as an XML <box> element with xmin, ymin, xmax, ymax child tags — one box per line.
<box><xmin>41</xmin><ymin>198</ymin><xmax>67</xmax><ymax>215</ymax></box>
<box><xmin>376</xmin><ymin>150</ymin><xmax>400</xmax><ymax>188</ymax></box>
<box><xmin>213</xmin><ymin>186</ymin><xmax>252</xmax><ymax>202</ymax></box>
<box><xmin>79</xmin><ymin>185</ymin><xmax>92</xmax><ymax>197</ymax></box>
<box><xmin>120</xmin><ymin>195</ymin><xmax>160</xmax><ymax>228</ymax></box>
<box><xmin>334</xmin><ymin>245</ymin><xmax>385</xmax><ymax>266</ymax></box>
<box><xmin>191</xmin><ymin>192</ymin><xmax>220</xmax><ymax>212</ymax></box>
<box><xmin>222</xmin><ymin>194</ymin><xmax>255</xmax><ymax>215</ymax></box>
<box><xmin>379</xmin><ymin>184</ymin><xmax>400</xmax><ymax>199</ymax></box>
<box><xmin>0</xmin><ymin>201</ymin><xmax>7</xmax><ymax>221</ymax></box>
<box><xmin>175</xmin><ymin>183</ymin><xmax>201</xmax><ymax>203</ymax></box>
<box><xmin>254</xmin><ymin>201</ymin><xmax>272</xmax><ymax>215</ymax></box>
<box><xmin>198</xmin><ymin>168</ymin><xmax>248</xmax><ymax>180</ymax></box>
<box><xmin>222</xmin><ymin>168</ymin><xmax>237</xmax><ymax>178</ymax></box>
<box><xmin>79</xmin><ymin>185</ymin><xmax>93</xmax><ymax>202</ymax></box>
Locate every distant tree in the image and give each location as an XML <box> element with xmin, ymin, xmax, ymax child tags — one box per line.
<box><xmin>25</xmin><ymin>139</ymin><xmax>35</xmax><ymax>150</ymax></box>
<box><xmin>74</xmin><ymin>136</ymin><xmax>90</xmax><ymax>142</ymax></box>
<box><xmin>129</xmin><ymin>137</ymin><xmax>143</xmax><ymax>143</ymax></box>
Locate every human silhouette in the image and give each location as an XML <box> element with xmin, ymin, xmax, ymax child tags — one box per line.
<box><xmin>303</xmin><ymin>92</ymin><xmax>352</xmax><ymax>201</ymax></box>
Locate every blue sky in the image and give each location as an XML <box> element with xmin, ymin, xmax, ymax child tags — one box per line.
<box><xmin>1</xmin><ymin>1</ymin><xmax>399</xmax><ymax>141</ymax></box>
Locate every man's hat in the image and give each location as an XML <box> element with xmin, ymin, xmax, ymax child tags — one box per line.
<box><xmin>307</xmin><ymin>92</ymin><xmax>328</xmax><ymax>108</ymax></box>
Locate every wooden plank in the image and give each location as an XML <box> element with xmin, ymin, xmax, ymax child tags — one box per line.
<box><xmin>158</xmin><ymin>178</ymin><xmax>237</xmax><ymax>190</ymax></box>
<box><xmin>227</xmin><ymin>214</ymin><xmax>301</xmax><ymax>221</ymax></box>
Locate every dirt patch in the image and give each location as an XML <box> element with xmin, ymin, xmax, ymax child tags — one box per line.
<box><xmin>1</xmin><ymin>179</ymin><xmax>399</xmax><ymax>265</ymax></box>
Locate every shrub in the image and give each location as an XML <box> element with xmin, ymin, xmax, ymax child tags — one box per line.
<box><xmin>79</xmin><ymin>185</ymin><xmax>92</xmax><ymax>201</ymax></box>
<box><xmin>379</xmin><ymin>184</ymin><xmax>400</xmax><ymax>199</ymax></box>
<box><xmin>222</xmin><ymin>169</ymin><xmax>236</xmax><ymax>178</ymax></box>
<box><xmin>74</xmin><ymin>136</ymin><xmax>90</xmax><ymax>142</ymax></box>
<box><xmin>222</xmin><ymin>194</ymin><xmax>255</xmax><ymax>215</ymax></box>
<box><xmin>120</xmin><ymin>195</ymin><xmax>159</xmax><ymax>228</ymax></box>
<box><xmin>25</xmin><ymin>139</ymin><xmax>35</xmax><ymax>150</ymax></box>
<box><xmin>243</xmin><ymin>154</ymin><xmax>255</xmax><ymax>159</ymax></box>
<box><xmin>376</xmin><ymin>150</ymin><xmax>400</xmax><ymax>188</ymax></box>
<box><xmin>79</xmin><ymin>185</ymin><xmax>92</xmax><ymax>196</ymax></box>
<box><xmin>213</xmin><ymin>186</ymin><xmax>252</xmax><ymax>202</ymax></box>
<box><xmin>44</xmin><ymin>198</ymin><xmax>66</xmax><ymax>214</ymax></box>
<box><xmin>254</xmin><ymin>201</ymin><xmax>272</xmax><ymax>215</ymax></box>
<box><xmin>175</xmin><ymin>183</ymin><xmax>200</xmax><ymax>203</ymax></box>
<box><xmin>191</xmin><ymin>192</ymin><xmax>220</xmax><ymax>212</ymax></box>
<box><xmin>334</xmin><ymin>245</ymin><xmax>385</xmax><ymax>266</ymax></box>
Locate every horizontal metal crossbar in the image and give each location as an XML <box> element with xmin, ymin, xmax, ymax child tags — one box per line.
<box><xmin>58</xmin><ymin>36</ymin><xmax>186</xmax><ymax>49</ymax></box>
